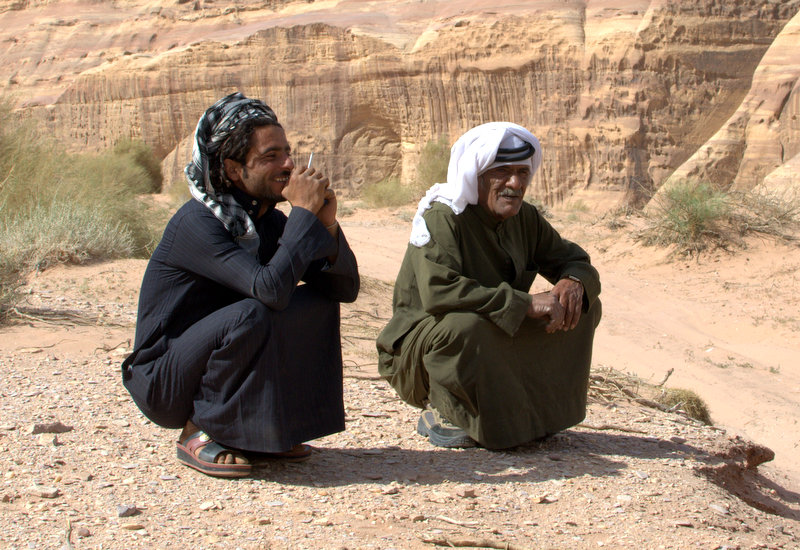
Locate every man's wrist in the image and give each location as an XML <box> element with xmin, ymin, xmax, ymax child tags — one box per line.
<box><xmin>326</xmin><ymin>220</ymin><xmax>339</xmax><ymax>230</ymax></box>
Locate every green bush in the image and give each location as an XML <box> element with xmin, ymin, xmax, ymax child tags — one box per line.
<box><xmin>642</xmin><ymin>181</ymin><xmax>731</xmax><ymax>253</ymax></box>
<box><xmin>642</xmin><ymin>180</ymin><xmax>799</xmax><ymax>253</ymax></box>
<box><xmin>416</xmin><ymin>135</ymin><xmax>450</xmax><ymax>189</ymax></box>
<box><xmin>0</xmin><ymin>99</ymin><xmax>164</xmax><ymax>320</ymax></box>
<box><xmin>362</xmin><ymin>177</ymin><xmax>420</xmax><ymax>208</ymax></box>
<box><xmin>113</xmin><ymin>138</ymin><xmax>164</xmax><ymax>193</ymax></box>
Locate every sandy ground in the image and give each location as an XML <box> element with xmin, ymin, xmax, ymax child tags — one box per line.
<box><xmin>336</xmin><ymin>202</ymin><xmax>800</xmax><ymax>491</ymax></box>
<box><xmin>1</xmin><ymin>200</ymin><xmax>799</xmax><ymax>548</ymax></box>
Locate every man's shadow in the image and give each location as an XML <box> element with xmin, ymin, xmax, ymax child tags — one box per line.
<box><xmin>251</xmin><ymin>429</ymin><xmax>800</xmax><ymax>520</ymax></box>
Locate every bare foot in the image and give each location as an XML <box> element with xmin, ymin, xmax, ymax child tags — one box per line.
<box><xmin>179</xmin><ymin>421</ymin><xmax>248</xmax><ymax>465</ymax></box>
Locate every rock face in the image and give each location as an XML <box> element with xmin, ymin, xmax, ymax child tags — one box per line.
<box><xmin>2</xmin><ymin>0</ymin><xmax>799</xmax><ymax>206</ymax></box>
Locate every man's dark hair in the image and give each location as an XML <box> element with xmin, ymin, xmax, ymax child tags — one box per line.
<box><xmin>213</xmin><ymin>116</ymin><xmax>282</xmax><ymax>191</ymax></box>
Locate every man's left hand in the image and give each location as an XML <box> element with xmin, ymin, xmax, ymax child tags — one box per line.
<box><xmin>317</xmin><ymin>187</ymin><xmax>337</xmax><ymax>228</ymax></box>
<box><xmin>551</xmin><ymin>278</ymin><xmax>583</xmax><ymax>331</ymax></box>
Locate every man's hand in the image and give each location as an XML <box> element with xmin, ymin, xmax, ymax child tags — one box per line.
<box><xmin>527</xmin><ymin>292</ymin><xmax>565</xmax><ymax>333</ymax></box>
<box><xmin>317</xmin><ymin>187</ymin><xmax>338</xmax><ymax>229</ymax></box>
<box><xmin>551</xmin><ymin>277</ymin><xmax>584</xmax><ymax>331</ymax></box>
<box><xmin>282</xmin><ymin>166</ymin><xmax>332</xmax><ymax>218</ymax></box>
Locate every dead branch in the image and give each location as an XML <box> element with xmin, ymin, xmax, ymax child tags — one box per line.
<box><xmin>578</xmin><ymin>423</ymin><xmax>647</xmax><ymax>434</ymax></box>
<box><xmin>420</xmin><ymin>536</ymin><xmax>526</xmax><ymax>550</ymax></box>
<box><xmin>656</xmin><ymin>368</ymin><xmax>674</xmax><ymax>387</ymax></box>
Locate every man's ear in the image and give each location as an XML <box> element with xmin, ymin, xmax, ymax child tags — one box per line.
<box><xmin>223</xmin><ymin>158</ymin><xmax>242</xmax><ymax>184</ymax></box>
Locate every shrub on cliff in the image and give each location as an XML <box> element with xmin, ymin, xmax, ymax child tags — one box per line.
<box><xmin>362</xmin><ymin>136</ymin><xmax>450</xmax><ymax>208</ymax></box>
<box><xmin>416</xmin><ymin>135</ymin><xmax>450</xmax><ymax>189</ymax></box>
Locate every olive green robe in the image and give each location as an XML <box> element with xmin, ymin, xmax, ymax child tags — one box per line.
<box><xmin>377</xmin><ymin>201</ymin><xmax>601</xmax><ymax>449</ymax></box>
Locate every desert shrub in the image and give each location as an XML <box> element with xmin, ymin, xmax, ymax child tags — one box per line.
<box><xmin>642</xmin><ymin>180</ymin><xmax>800</xmax><ymax>254</ymax></box>
<box><xmin>1</xmin><ymin>200</ymin><xmax>134</xmax><ymax>272</ymax></box>
<box><xmin>0</xmin><ymin>99</ymin><xmax>164</xmax><ymax>320</ymax></box>
<box><xmin>642</xmin><ymin>181</ymin><xmax>731</xmax><ymax>253</ymax></box>
<box><xmin>416</xmin><ymin>135</ymin><xmax>450</xmax><ymax>189</ymax></box>
<box><xmin>657</xmin><ymin>387</ymin><xmax>712</xmax><ymax>425</ymax></box>
<box><xmin>362</xmin><ymin>177</ymin><xmax>420</xmax><ymax>208</ymax></box>
<box><xmin>113</xmin><ymin>137</ymin><xmax>163</xmax><ymax>193</ymax></box>
<box><xmin>729</xmin><ymin>185</ymin><xmax>800</xmax><ymax>240</ymax></box>
<box><xmin>524</xmin><ymin>195</ymin><xmax>550</xmax><ymax>218</ymax></box>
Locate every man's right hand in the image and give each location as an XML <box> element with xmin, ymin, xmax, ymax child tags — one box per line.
<box><xmin>526</xmin><ymin>292</ymin><xmax>565</xmax><ymax>333</ymax></box>
<box><xmin>282</xmin><ymin>166</ymin><xmax>330</xmax><ymax>215</ymax></box>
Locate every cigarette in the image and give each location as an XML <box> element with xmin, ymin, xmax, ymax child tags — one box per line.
<box><xmin>307</xmin><ymin>152</ymin><xmax>314</xmax><ymax>168</ymax></box>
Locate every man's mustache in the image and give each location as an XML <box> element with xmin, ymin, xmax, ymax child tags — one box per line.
<box><xmin>499</xmin><ymin>190</ymin><xmax>523</xmax><ymax>198</ymax></box>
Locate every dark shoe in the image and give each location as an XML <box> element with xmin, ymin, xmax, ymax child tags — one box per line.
<box><xmin>176</xmin><ymin>431</ymin><xmax>252</xmax><ymax>478</ymax></box>
<box><xmin>417</xmin><ymin>406</ymin><xmax>476</xmax><ymax>448</ymax></box>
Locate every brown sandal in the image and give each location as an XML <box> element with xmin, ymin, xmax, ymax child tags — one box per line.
<box><xmin>176</xmin><ymin>431</ymin><xmax>252</xmax><ymax>478</ymax></box>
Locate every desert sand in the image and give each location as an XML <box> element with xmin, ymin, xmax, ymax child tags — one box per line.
<box><xmin>1</xmin><ymin>199</ymin><xmax>799</xmax><ymax>548</ymax></box>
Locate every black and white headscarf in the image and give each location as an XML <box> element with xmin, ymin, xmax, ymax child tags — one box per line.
<box><xmin>185</xmin><ymin>92</ymin><xmax>279</xmax><ymax>256</ymax></box>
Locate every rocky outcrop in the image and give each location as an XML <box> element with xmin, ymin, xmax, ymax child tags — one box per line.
<box><xmin>2</xmin><ymin>0</ymin><xmax>799</xmax><ymax>206</ymax></box>
<box><xmin>658</xmin><ymin>9</ymin><xmax>800</xmax><ymax>198</ymax></box>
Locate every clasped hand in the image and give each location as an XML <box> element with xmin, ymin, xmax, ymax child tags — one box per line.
<box><xmin>527</xmin><ymin>278</ymin><xmax>583</xmax><ymax>333</ymax></box>
<box><xmin>282</xmin><ymin>166</ymin><xmax>337</xmax><ymax>227</ymax></box>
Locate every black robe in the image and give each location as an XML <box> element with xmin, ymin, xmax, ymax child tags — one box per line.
<box><xmin>122</xmin><ymin>196</ymin><xmax>359</xmax><ymax>452</ymax></box>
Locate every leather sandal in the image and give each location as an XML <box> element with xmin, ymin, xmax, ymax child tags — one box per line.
<box><xmin>176</xmin><ymin>431</ymin><xmax>252</xmax><ymax>478</ymax></box>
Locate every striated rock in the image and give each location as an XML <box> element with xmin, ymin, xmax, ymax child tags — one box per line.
<box><xmin>659</xmin><ymin>9</ymin><xmax>800</xmax><ymax>198</ymax></box>
<box><xmin>2</xmin><ymin>1</ymin><xmax>799</xmax><ymax>206</ymax></box>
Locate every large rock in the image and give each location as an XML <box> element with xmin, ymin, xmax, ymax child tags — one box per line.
<box><xmin>658</xmin><ymin>9</ymin><xmax>800</xmax><ymax>198</ymax></box>
<box><xmin>2</xmin><ymin>0</ymin><xmax>799</xmax><ymax>206</ymax></box>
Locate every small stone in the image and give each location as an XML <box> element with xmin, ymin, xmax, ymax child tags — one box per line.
<box><xmin>27</xmin><ymin>486</ymin><xmax>60</xmax><ymax>499</ymax></box>
<box><xmin>382</xmin><ymin>487</ymin><xmax>399</xmax><ymax>495</ymax></box>
<box><xmin>199</xmin><ymin>500</ymin><xmax>219</xmax><ymax>511</ymax></box>
<box><xmin>674</xmin><ymin>519</ymin><xmax>694</xmax><ymax>527</ymax></box>
<box><xmin>709</xmin><ymin>504</ymin><xmax>730</xmax><ymax>516</ymax></box>
<box><xmin>459</xmin><ymin>488</ymin><xmax>477</xmax><ymax>498</ymax></box>
<box><xmin>30</xmin><ymin>422</ymin><xmax>73</xmax><ymax>434</ymax></box>
<box><xmin>117</xmin><ymin>504</ymin><xmax>140</xmax><ymax>517</ymax></box>
<box><xmin>36</xmin><ymin>433</ymin><xmax>58</xmax><ymax>446</ymax></box>
<box><xmin>670</xmin><ymin>436</ymin><xmax>687</xmax><ymax>444</ymax></box>
<box><xmin>76</xmin><ymin>526</ymin><xmax>91</xmax><ymax>538</ymax></box>
<box><xmin>255</xmin><ymin>518</ymin><xmax>271</xmax><ymax>525</ymax></box>
<box><xmin>537</xmin><ymin>494</ymin><xmax>558</xmax><ymax>504</ymax></box>
<box><xmin>120</xmin><ymin>523</ymin><xmax>146</xmax><ymax>531</ymax></box>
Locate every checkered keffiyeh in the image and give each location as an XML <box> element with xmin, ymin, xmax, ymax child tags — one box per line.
<box><xmin>185</xmin><ymin>92</ymin><xmax>279</xmax><ymax>256</ymax></box>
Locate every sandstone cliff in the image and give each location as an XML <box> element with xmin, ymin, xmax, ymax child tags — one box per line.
<box><xmin>1</xmin><ymin>0</ymin><xmax>799</xmax><ymax>205</ymax></box>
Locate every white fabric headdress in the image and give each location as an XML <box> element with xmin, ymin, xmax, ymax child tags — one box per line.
<box><xmin>409</xmin><ymin>122</ymin><xmax>542</xmax><ymax>246</ymax></box>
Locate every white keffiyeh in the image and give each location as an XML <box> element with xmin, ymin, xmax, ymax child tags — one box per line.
<box><xmin>409</xmin><ymin>122</ymin><xmax>542</xmax><ymax>247</ymax></box>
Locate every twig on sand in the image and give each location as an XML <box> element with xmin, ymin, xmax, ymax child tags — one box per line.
<box><xmin>93</xmin><ymin>339</ymin><xmax>130</xmax><ymax>353</ymax></box>
<box><xmin>420</xmin><ymin>536</ymin><xmax>526</xmax><ymax>549</ymax></box>
<box><xmin>430</xmin><ymin>515</ymin><xmax>479</xmax><ymax>528</ymax></box>
<box><xmin>579</xmin><ymin>422</ymin><xmax>647</xmax><ymax>434</ymax></box>
<box><xmin>656</xmin><ymin>367</ymin><xmax>674</xmax><ymax>387</ymax></box>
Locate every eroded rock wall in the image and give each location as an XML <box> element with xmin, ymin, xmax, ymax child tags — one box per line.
<box><xmin>3</xmin><ymin>0</ymin><xmax>799</xmax><ymax>205</ymax></box>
